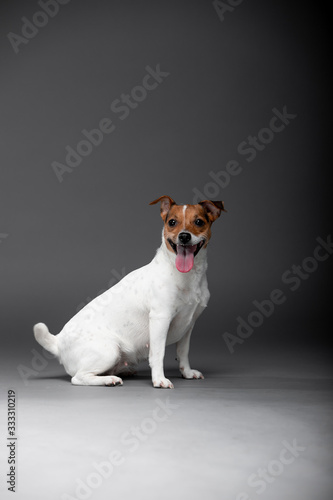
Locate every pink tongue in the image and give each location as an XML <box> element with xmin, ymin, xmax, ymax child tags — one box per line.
<box><xmin>175</xmin><ymin>245</ymin><xmax>196</xmax><ymax>273</ymax></box>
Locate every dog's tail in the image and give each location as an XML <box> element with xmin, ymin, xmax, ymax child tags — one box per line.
<box><xmin>33</xmin><ymin>323</ymin><xmax>59</xmax><ymax>357</ymax></box>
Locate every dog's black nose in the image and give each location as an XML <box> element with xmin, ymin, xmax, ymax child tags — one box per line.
<box><xmin>178</xmin><ymin>232</ymin><xmax>191</xmax><ymax>244</ymax></box>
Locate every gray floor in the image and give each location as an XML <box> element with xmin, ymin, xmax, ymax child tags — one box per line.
<box><xmin>1</xmin><ymin>348</ymin><xmax>332</xmax><ymax>500</ymax></box>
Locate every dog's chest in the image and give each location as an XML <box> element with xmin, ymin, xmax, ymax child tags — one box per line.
<box><xmin>165</xmin><ymin>285</ymin><xmax>207</xmax><ymax>345</ymax></box>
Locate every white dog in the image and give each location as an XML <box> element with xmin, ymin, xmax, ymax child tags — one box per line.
<box><xmin>34</xmin><ymin>195</ymin><xmax>225</xmax><ymax>388</ymax></box>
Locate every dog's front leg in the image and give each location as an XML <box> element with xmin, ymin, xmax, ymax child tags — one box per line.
<box><xmin>149</xmin><ymin>314</ymin><xmax>174</xmax><ymax>389</ymax></box>
<box><xmin>176</xmin><ymin>324</ymin><xmax>204</xmax><ymax>380</ymax></box>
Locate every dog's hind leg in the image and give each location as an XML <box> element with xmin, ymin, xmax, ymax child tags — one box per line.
<box><xmin>70</xmin><ymin>341</ymin><xmax>123</xmax><ymax>386</ymax></box>
<box><xmin>71</xmin><ymin>372</ymin><xmax>123</xmax><ymax>386</ymax></box>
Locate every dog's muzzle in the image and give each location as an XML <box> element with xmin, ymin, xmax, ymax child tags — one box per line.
<box><xmin>178</xmin><ymin>232</ymin><xmax>191</xmax><ymax>245</ymax></box>
<box><xmin>167</xmin><ymin>237</ymin><xmax>205</xmax><ymax>273</ymax></box>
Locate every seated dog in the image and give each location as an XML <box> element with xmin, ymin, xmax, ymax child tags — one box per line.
<box><xmin>34</xmin><ymin>195</ymin><xmax>225</xmax><ymax>388</ymax></box>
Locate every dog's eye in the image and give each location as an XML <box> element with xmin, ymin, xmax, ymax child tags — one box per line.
<box><xmin>168</xmin><ymin>219</ymin><xmax>177</xmax><ymax>227</ymax></box>
<box><xmin>194</xmin><ymin>219</ymin><xmax>205</xmax><ymax>227</ymax></box>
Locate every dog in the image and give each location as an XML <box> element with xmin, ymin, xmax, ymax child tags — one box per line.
<box><xmin>33</xmin><ymin>195</ymin><xmax>225</xmax><ymax>388</ymax></box>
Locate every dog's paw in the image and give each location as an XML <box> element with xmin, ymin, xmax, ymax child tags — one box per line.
<box><xmin>153</xmin><ymin>377</ymin><xmax>174</xmax><ymax>389</ymax></box>
<box><xmin>180</xmin><ymin>368</ymin><xmax>204</xmax><ymax>380</ymax></box>
<box><xmin>105</xmin><ymin>376</ymin><xmax>123</xmax><ymax>386</ymax></box>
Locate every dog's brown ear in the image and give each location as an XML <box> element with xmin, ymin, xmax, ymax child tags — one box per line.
<box><xmin>198</xmin><ymin>200</ymin><xmax>227</xmax><ymax>222</ymax></box>
<box><xmin>149</xmin><ymin>196</ymin><xmax>176</xmax><ymax>219</ymax></box>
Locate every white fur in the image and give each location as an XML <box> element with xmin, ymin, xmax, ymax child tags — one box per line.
<box><xmin>34</xmin><ymin>231</ymin><xmax>210</xmax><ymax>388</ymax></box>
<box><xmin>182</xmin><ymin>204</ymin><xmax>187</xmax><ymax>229</ymax></box>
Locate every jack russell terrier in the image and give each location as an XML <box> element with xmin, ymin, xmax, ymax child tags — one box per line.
<box><xmin>34</xmin><ymin>196</ymin><xmax>225</xmax><ymax>388</ymax></box>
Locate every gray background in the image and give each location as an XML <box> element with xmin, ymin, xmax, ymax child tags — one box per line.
<box><xmin>0</xmin><ymin>0</ymin><xmax>331</xmax><ymax>355</ymax></box>
<box><xmin>0</xmin><ymin>1</ymin><xmax>332</xmax><ymax>500</ymax></box>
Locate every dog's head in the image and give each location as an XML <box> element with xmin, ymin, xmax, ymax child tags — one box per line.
<box><xmin>150</xmin><ymin>195</ymin><xmax>226</xmax><ymax>273</ymax></box>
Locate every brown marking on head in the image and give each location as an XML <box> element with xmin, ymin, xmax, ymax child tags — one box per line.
<box><xmin>150</xmin><ymin>197</ymin><xmax>226</xmax><ymax>254</ymax></box>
